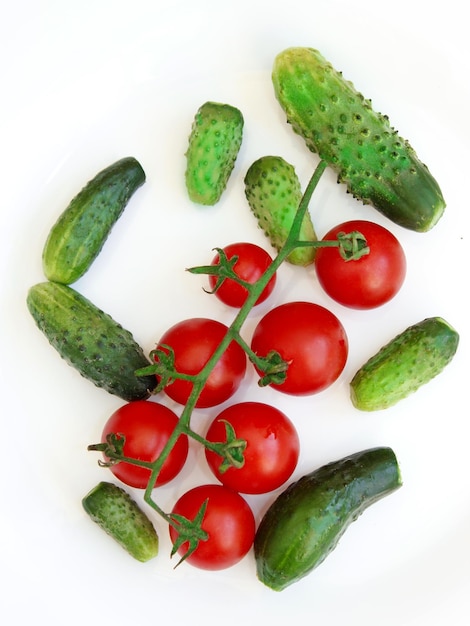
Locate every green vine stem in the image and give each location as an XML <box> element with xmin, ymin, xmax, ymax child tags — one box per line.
<box><xmin>88</xmin><ymin>158</ymin><xmax>368</xmax><ymax>559</ymax></box>
<box><xmin>140</xmin><ymin>160</ymin><xmax>329</xmax><ymax>509</ymax></box>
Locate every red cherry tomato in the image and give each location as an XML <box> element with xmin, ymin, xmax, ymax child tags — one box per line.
<box><xmin>156</xmin><ymin>318</ymin><xmax>246</xmax><ymax>408</ymax></box>
<box><xmin>315</xmin><ymin>220</ymin><xmax>406</xmax><ymax>309</ymax></box>
<box><xmin>209</xmin><ymin>242</ymin><xmax>276</xmax><ymax>308</ymax></box>
<box><xmin>169</xmin><ymin>484</ymin><xmax>255</xmax><ymax>570</ymax></box>
<box><xmin>101</xmin><ymin>400</ymin><xmax>188</xmax><ymax>488</ymax></box>
<box><xmin>205</xmin><ymin>401</ymin><xmax>300</xmax><ymax>494</ymax></box>
<box><xmin>250</xmin><ymin>301</ymin><xmax>348</xmax><ymax>395</ymax></box>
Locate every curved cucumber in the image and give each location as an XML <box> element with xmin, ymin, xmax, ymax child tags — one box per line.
<box><xmin>272</xmin><ymin>47</ymin><xmax>445</xmax><ymax>232</ymax></box>
<box><xmin>82</xmin><ymin>481</ymin><xmax>159</xmax><ymax>562</ymax></box>
<box><xmin>350</xmin><ymin>316</ymin><xmax>459</xmax><ymax>411</ymax></box>
<box><xmin>26</xmin><ymin>281</ymin><xmax>157</xmax><ymax>401</ymax></box>
<box><xmin>254</xmin><ymin>447</ymin><xmax>402</xmax><ymax>591</ymax></box>
<box><xmin>42</xmin><ymin>157</ymin><xmax>145</xmax><ymax>284</ymax></box>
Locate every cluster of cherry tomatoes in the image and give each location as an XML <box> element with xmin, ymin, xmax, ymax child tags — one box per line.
<box><xmin>96</xmin><ymin>218</ymin><xmax>406</xmax><ymax>570</ymax></box>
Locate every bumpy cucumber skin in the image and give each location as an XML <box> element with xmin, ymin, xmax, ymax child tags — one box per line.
<box><xmin>42</xmin><ymin>157</ymin><xmax>146</xmax><ymax>285</ymax></box>
<box><xmin>350</xmin><ymin>316</ymin><xmax>459</xmax><ymax>411</ymax></box>
<box><xmin>244</xmin><ymin>155</ymin><xmax>317</xmax><ymax>266</ymax></box>
<box><xmin>26</xmin><ymin>281</ymin><xmax>157</xmax><ymax>401</ymax></box>
<box><xmin>272</xmin><ymin>47</ymin><xmax>445</xmax><ymax>232</ymax></box>
<box><xmin>185</xmin><ymin>101</ymin><xmax>244</xmax><ymax>205</ymax></box>
<box><xmin>254</xmin><ymin>447</ymin><xmax>402</xmax><ymax>591</ymax></box>
<box><xmin>82</xmin><ymin>482</ymin><xmax>159</xmax><ymax>562</ymax></box>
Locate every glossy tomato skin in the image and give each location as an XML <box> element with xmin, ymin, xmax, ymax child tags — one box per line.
<box><xmin>209</xmin><ymin>242</ymin><xmax>276</xmax><ymax>308</ymax></box>
<box><xmin>250</xmin><ymin>301</ymin><xmax>348</xmax><ymax>395</ymax></box>
<box><xmin>315</xmin><ymin>220</ymin><xmax>406</xmax><ymax>309</ymax></box>
<box><xmin>205</xmin><ymin>402</ymin><xmax>300</xmax><ymax>494</ymax></box>
<box><xmin>156</xmin><ymin>318</ymin><xmax>247</xmax><ymax>408</ymax></box>
<box><xmin>101</xmin><ymin>400</ymin><xmax>188</xmax><ymax>488</ymax></box>
<box><xmin>169</xmin><ymin>484</ymin><xmax>256</xmax><ymax>570</ymax></box>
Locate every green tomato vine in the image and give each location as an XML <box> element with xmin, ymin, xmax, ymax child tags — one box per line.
<box><xmin>88</xmin><ymin>158</ymin><xmax>369</xmax><ymax>563</ymax></box>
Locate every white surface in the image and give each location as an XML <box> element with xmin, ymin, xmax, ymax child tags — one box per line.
<box><xmin>1</xmin><ymin>1</ymin><xmax>469</xmax><ymax>624</ymax></box>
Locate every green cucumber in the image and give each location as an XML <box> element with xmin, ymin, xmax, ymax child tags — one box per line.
<box><xmin>42</xmin><ymin>157</ymin><xmax>146</xmax><ymax>285</ymax></box>
<box><xmin>272</xmin><ymin>47</ymin><xmax>445</xmax><ymax>232</ymax></box>
<box><xmin>26</xmin><ymin>281</ymin><xmax>157</xmax><ymax>401</ymax></box>
<box><xmin>350</xmin><ymin>316</ymin><xmax>459</xmax><ymax>411</ymax></box>
<box><xmin>254</xmin><ymin>447</ymin><xmax>402</xmax><ymax>591</ymax></box>
<box><xmin>185</xmin><ymin>101</ymin><xmax>244</xmax><ymax>205</ymax></box>
<box><xmin>82</xmin><ymin>481</ymin><xmax>159</xmax><ymax>562</ymax></box>
<box><xmin>244</xmin><ymin>155</ymin><xmax>317</xmax><ymax>266</ymax></box>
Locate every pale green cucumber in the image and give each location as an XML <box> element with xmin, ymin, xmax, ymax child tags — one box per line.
<box><xmin>244</xmin><ymin>155</ymin><xmax>317</xmax><ymax>266</ymax></box>
<box><xmin>272</xmin><ymin>47</ymin><xmax>445</xmax><ymax>232</ymax></box>
<box><xmin>185</xmin><ymin>101</ymin><xmax>244</xmax><ymax>205</ymax></box>
<box><xmin>350</xmin><ymin>317</ymin><xmax>459</xmax><ymax>411</ymax></box>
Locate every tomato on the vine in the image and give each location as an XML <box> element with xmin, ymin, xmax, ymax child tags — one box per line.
<box><xmin>209</xmin><ymin>242</ymin><xmax>276</xmax><ymax>308</ymax></box>
<box><xmin>315</xmin><ymin>219</ymin><xmax>406</xmax><ymax>309</ymax></box>
<box><xmin>204</xmin><ymin>402</ymin><xmax>299</xmax><ymax>494</ymax></box>
<box><xmin>169</xmin><ymin>484</ymin><xmax>255</xmax><ymax>570</ymax></box>
<box><xmin>100</xmin><ymin>400</ymin><xmax>188</xmax><ymax>488</ymax></box>
<box><xmin>250</xmin><ymin>301</ymin><xmax>348</xmax><ymax>395</ymax></box>
<box><xmin>156</xmin><ymin>318</ymin><xmax>246</xmax><ymax>408</ymax></box>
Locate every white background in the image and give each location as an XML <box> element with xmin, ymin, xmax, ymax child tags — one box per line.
<box><xmin>1</xmin><ymin>1</ymin><xmax>469</xmax><ymax>624</ymax></box>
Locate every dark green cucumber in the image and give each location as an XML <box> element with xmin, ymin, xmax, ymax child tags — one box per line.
<box><xmin>350</xmin><ymin>316</ymin><xmax>459</xmax><ymax>411</ymax></box>
<box><xmin>82</xmin><ymin>481</ymin><xmax>159</xmax><ymax>562</ymax></box>
<box><xmin>26</xmin><ymin>281</ymin><xmax>157</xmax><ymax>401</ymax></box>
<box><xmin>254</xmin><ymin>447</ymin><xmax>402</xmax><ymax>591</ymax></box>
<box><xmin>42</xmin><ymin>157</ymin><xmax>146</xmax><ymax>284</ymax></box>
<box><xmin>244</xmin><ymin>155</ymin><xmax>317</xmax><ymax>266</ymax></box>
<box><xmin>185</xmin><ymin>101</ymin><xmax>244</xmax><ymax>205</ymax></box>
<box><xmin>272</xmin><ymin>47</ymin><xmax>445</xmax><ymax>232</ymax></box>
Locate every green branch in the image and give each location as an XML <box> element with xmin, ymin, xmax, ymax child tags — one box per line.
<box><xmin>89</xmin><ymin>159</ymin><xmax>331</xmax><ymax>559</ymax></box>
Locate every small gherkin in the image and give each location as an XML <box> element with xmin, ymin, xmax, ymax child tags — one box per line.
<box><xmin>82</xmin><ymin>482</ymin><xmax>159</xmax><ymax>562</ymax></box>
<box><xmin>272</xmin><ymin>47</ymin><xmax>445</xmax><ymax>232</ymax></box>
<box><xmin>244</xmin><ymin>155</ymin><xmax>317</xmax><ymax>266</ymax></box>
<box><xmin>350</xmin><ymin>316</ymin><xmax>459</xmax><ymax>411</ymax></box>
<box><xmin>185</xmin><ymin>101</ymin><xmax>244</xmax><ymax>205</ymax></box>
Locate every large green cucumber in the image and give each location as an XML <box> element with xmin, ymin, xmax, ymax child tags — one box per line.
<box><xmin>26</xmin><ymin>281</ymin><xmax>157</xmax><ymax>401</ymax></box>
<box><xmin>350</xmin><ymin>316</ymin><xmax>459</xmax><ymax>411</ymax></box>
<box><xmin>254</xmin><ymin>447</ymin><xmax>402</xmax><ymax>591</ymax></box>
<box><xmin>42</xmin><ymin>156</ymin><xmax>145</xmax><ymax>284</ymax></box>
<box><xmin>272</xmin><ymin>47</ymin><xmax>445</xmax><ymax>232</ymax></box>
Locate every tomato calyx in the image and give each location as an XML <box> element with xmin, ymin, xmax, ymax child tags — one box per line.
<box><xmin>207</xmin><ymin>419</ymin><xmax>247</xmax><ymax>473</ymax></box>
<box><xmin>87</xmin><ymin>432</ymin><xmax>126</xmax><ymax>466</ymax></box>
<box><xmin>135</xmin><ymin>344</ymin><xmax>197</xmax><ymax>394</ymax></box>
<box><xmin>187</xmin><ymin>247</ymin><xmax>254</xmax><ymax>296</ymax></box>
<box><xmin>336</xmin><ymin>231</ymin><xmax>370</xmax><ymax>261</ymax></box>
<box><xmin>252</xmin><ymin>350</ymin><xmax>290</xmax><ymax>387</ymax></box>
<box><xmin>87</xmin><ymin>432</ymin><xmax>156</xmax><ymax>470</ymax></box>
<box><xmin>304</xmin><ymin>230</ymin><xmax>370</xmax><ymax>261</ymax></box>
<box><xmin>169</xmin><ymin>500</ymin><xmax>209</xmax><ymax>567</ymax></box>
